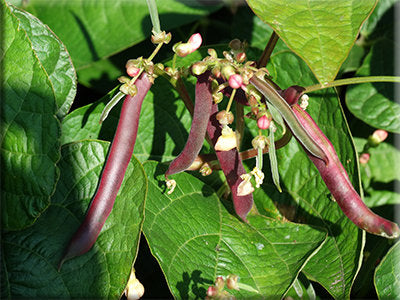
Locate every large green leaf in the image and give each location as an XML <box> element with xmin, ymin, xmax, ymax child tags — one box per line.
<box><xmin>142</xmin><ymin>161</ymin><xmax>327</xmax><ymax>299</ymax></box>
<box><xmin>16</xmin><ymin>0</ymin><xmax>219</xmax><ymax>70</ymax></box>
<box><xmin>246</xmin><ymin>0</ymin><xmax>377</xmax><ymax>84</ymax></box>
<box><xmin>1</xmin><ymin>140</ymin><xmax>146</xmax><ymax>298</ymax></box>
<box><xmin>1</xmin><ymin>1</ymin><xmax>60</xmax><ymax>230</ymax></box>
<box><xmin>9</xmin><ymin>4</ymin><xmax>77</xmax><ymax>118</ymax></box>
<box><xmin>258</xmin><ymin>50</ymin><xmax>364</xmax><ymax>299</ymax></box>
<box><xmin>374</xmin><ymin>241</ymin><xmax>400</xmax><ymax>299</ymax></box>
<box><xmin>346</xmin><ymin>38</ymin><xmax>400</xmax><ymax>133</ymax></box>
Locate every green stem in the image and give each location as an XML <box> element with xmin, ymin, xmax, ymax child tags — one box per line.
<box><xmin>145</xmin><ymin>0</ymin><xmax>161</xmax><ymax>35</ymax></box>
<box><xmin>304</xmin><ymin>76</ymin><xmax>400</xmax><ymax>93</ymax></box>
<box><xmin>147</xmin><ymin>42</ymin><xmax>164</xmax><ymax>61</ymax></box>
<box><xmin>226</xmin><ymin>88</ymin><xmax>237</xmax><ymax>112</ymax></box>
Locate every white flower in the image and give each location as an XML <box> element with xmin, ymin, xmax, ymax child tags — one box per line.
<box><xmin>237</xmin><ymin>173</ymin><xmax>254</xmax><ymax>196</ymax></box>
<box><xmin>214</xmin><ymin>126</ymin><xmax>237</xmax><ymax>151</ymax></box>
<box><xmin>124</xmin><ymin>271</ymin><xmax>145</xmax><ymax>300</ymax></box>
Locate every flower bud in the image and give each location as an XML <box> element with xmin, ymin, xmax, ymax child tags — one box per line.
<box><xmin>118</xmin><ymin>76</ymin><xmax>131</xmax><ymax>84</ymax></box>
<box><xmin>212</xmin><ymin>66</ymin><xmax>221</xmax><ymax>78</ymax></box>
<box><xmin>208</xmin><ymin>48</ymin><xmax>218</xmax><ymax>59</ymax></box>
<box><xmin>124</xmin><ymin>271</ymin><xmax>145</xmax><ymax>300</ymax></box>
<box><xmin>207</xmin><ymin>286</ymin><xmax>218</xmax><ymax>298</ymax></box>
<box><xmin>228</xmin><ymin>74</ymin><xmax>243</xmax><ymax>89</ymax></box>
<box><xmin>200</xmin><ymin>163</ymin><xmax>212</xmax><ymax>176</ymax></box>
<box><xmin>174</xmin><ymin>33</ymin><xmax>202</xmax><ymax>57</ymax></box>
<box><xmin>226</xmin><ymin>274</ymin><xmax>239</xmax><ymax>290</ymax></box>
<box><xmin>221</xmin><ymin>65</ymin><xmax>236</xmax><ymax>79</ymax></box>
<box><xmin>299</xmin><ymin>93</ymin><xmax>309</xmax><ymax>110</ymax></box>
<box><xmin>188</xmin><ymin>33</ymin><xmax>202</xmax><ymax>50</ymax></box>
<box><xmin>257</xmin><ymin>115</ymin><xmax>270</xmax><ymax>130</ymax></box>
<box><xmin>216</xmin><ymin>110</ymin><xmax>234</xmax><ymax>125</ymax></box>
<box><xmin>215</xmin><ymin>276</ymin><xmax>225</xmax><ymax>290</ymax></box>
<box><xmin>213</xmin><ymin>92</ymin><xmax>223</xmax><ymax>104</ymax></box>
<box><xmin>192</xmin><ymin>61</ymin><xmax>208</xmax><ymax>75</ymax></box>
<box><xmin>369</xmin><ymin>129</ymin><xmax>388</xmax><ymax>147</ymax></box>
<box><xmin>120</xmin><ymin>83</ymin><xmax>137</xmax><ymax>96</ymax></box>
<box><xmin>359</xmin><ymin>152</ymin><xmax>370</xmax><ymax>164</ymax></box>
<box><xmin>236</xmin><ymin>52</ymin><xmax>246</xmax><ymax>63</ymax></box>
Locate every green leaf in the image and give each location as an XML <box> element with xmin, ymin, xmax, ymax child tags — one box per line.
<box><xmin>346</xmin><ymin>38</ymin><xmax>400</xmax><ymax>133</ymax></box>
<box><xmin>9</xmin><ymin>4</ymin><xmax>77</xmax><ymax>119</ymax></box>
<box><xmin>374</xmin><ymin>241</ymin><xmax>400</xmax><ymax>299</ymax></box>
<box><xmin>1</xmin><ymin>1</ymin><xmax>60</xmax><ymax>230</ymax></box>
<box><xmin>361</xmin><ymin>0</ymin><xmax>399</xmax><ymax>38</ymax></box>
<box><xmin>61</xmin><ymin>78</ymin><xmax>192</xmax><ymax>162</ymax></box>
<box><xmin>18</xmin><ymin>0</ymin><xmax>220</xmax><ymax>70</ymax></box>
<box><xmin>142</xmin><ymin>161</ymin><xmax>327</xmax><ymax>299</ymax></box>
<box><xmin>264</xmin><ymin>51</ymin><xmax>364</xmax><ymax>298</ymax></box>
<box><xmin>354</xmin><ymin>138</ymin><xmax>400</xmax><ymax>184</ymax></box>
<box><xmin>246</xmin><ymin>0</ymin><xmax>377</xmax><ymax>84</ymax></box>
<box><xmin>364</xmin><ymin>190</ymin><xmax>400</xmax><ymax>207</ymax></box>
<box><xmin>1</xmin><ymin>140</ymin><xmax>146</xmax><ymax>298</ymax></box>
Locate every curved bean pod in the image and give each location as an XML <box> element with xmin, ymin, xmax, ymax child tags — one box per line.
<box><xmin>59</xmin><ymin>74</ymin><xmax>152</xmax><ymax>269</ymax></box>
<box><xmin>165</xmin><ymin>72</ymin><xmax>213</xmax><ymax>177</ymax></box>
<box><xmin>282</xmin><ymin>86</ymin><xmax>399</xmax><ymax>238</ymax></box>
<box><xmin>207</xmin><ymin>102</ymin><xmax>254</xmax><ymax>222</ymax></box>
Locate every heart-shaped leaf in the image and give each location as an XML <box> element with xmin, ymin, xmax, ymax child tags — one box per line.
<box><xmin>9</xmin><ymin>4</ymin><xmax>77</xmax><ymax>118</ymax></box>
<box><xmin>1</xmin><ymin>1</ymin><xmax>61</xmax><ymax>230</ymax></box>
<box><xmin>247</xmin><ymin>0</ymin><xmax>377</xmax><ymax>84</ymax></box>
<box><xmin>1</xmin><ymin>140</ymin><xmax>146</xmax><ymax>298</ymax></box>
<box><xmin>142</xmin><ymin>161</ymin><xmax>327</xmax><ymax>299</ymax></box>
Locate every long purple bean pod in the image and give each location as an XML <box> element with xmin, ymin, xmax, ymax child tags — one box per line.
<box><xmin>165</xmin><ymin>72</ymin><xmax>213</xmax><ymax>178</ymax></box>
<box><xmin>59</xmin><ymin>74</ymin><xmax>152</xmax><ymax>269</ymax></box>
<box><xmin>207</xmin><ymin>102</ymin><xmax>254</xmax><ymax>222</ymax></box>
<box><xmin>283</xmin><ymin>86</ymin><xmax>400</xmax><ymax>238</ymax></box>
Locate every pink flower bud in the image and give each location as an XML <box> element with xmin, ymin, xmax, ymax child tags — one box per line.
<box><xmin>207</xmin><ymin>286</ymin><xmax>218</xmax><ymax>297</ymax></box>
<box><xmin>368</xmin><ymin>129</ymin><xmax>388</xmax><ymax>147</ymax></box>
<box><xmin>257</xmin><ymin>115</ymin><xmax>270</xmax><ymax>130</ymax></box>
<box><xmin>127</xmin><ymin>66</ymin><xmax>140</xmax><ymax>77</ymax></box>
<box><xmin>373</xmin><ymin>129</ymin><xmax>388</xmax><ymax>143</ymax></box>
<box><xmin>359</xmin><ymin>153</ymin><xmax>370</xmax><ymax>164</ymax></box>
<box><xmin>188</xmin><ymin>33</ymin><xmax>202</xmax><ymax>51</ymax></box>
<box><xmin>228</xmin><ymin>74</ymin><xmax>243</xmax><ymax>89</ymax></box>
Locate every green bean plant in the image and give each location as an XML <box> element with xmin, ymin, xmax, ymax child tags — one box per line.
<box><xmin>2</xmin><ymin>0</ymin><xmax>400</xmax><ymax>299</ymax></box>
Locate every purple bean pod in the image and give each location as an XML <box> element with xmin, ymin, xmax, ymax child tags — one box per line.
<box><xmin>283</xmin><ymin>86</ymin><xmax>400</xmax><ymax>238</ymax></box>
<box><xmin>59</xmin><ymin>74</ymin><xmax>152</xmax><ymax>269</ymax></box>
<box><xmin>207</xmin><ymin>102</ymin><xmax>254</xmax><ymax>222</ymax></box>
<box><xmin>165</xmin><ymin>72</ymin><xmax>213</xmax><ymax>177</ymax></box>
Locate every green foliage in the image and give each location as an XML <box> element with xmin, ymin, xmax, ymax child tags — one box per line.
<box><xmin>1</xmin><ymin>141</ymin><xmax>146</xmax><ymax>298</ymax></box>
<box><xmin>246</xmin><ymin>0</ymin><xmax>377</xmax><ymax>84</ymax></box>
<box><xmin>374</xmin><ymin>241</ymin><xmax>400</xmax><ymax>299</ymax></box>
<box><xmin>2</xmin><ymin>0</ymin><xmax>399</xmax><ymax>298</ymax></box>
